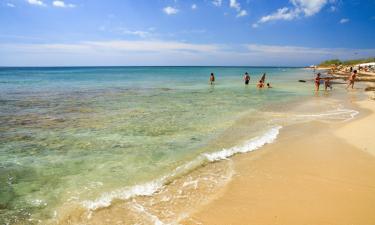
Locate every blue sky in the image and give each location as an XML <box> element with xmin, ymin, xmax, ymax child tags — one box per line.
<box><xmin>0</xmin><ymin>0</ymin><xmax>374</xmax><ymax>66</ymax></box>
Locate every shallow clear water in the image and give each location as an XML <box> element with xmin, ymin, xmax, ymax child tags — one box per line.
<box><xmin>0</xmin><ymin>66</ymin><xmax>338</xmax><ymax>224</ymax></box>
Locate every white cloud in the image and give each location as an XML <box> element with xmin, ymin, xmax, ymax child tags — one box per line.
<box><xmin>254</xmin><ymin>0</ymin><xmax>332</xmax><ymax>27</ymax></box>
<box><xmin>52</xmin><ymin>1</ymin><xmax>75</xmax><ymax>8</ymax></box>
<box><xmin>122</xmin><ymin>29</ymin><xmax>150</xmax><ymax>38</ymax></box>
<box><xmin>1</xmin><ymin>41</ymin><xmax>375</xmax><ymax>66</ymax></box>
<box><xmin>246</xmin><ymin>44</ymin><xmax>330</xmax><ymax>54</ymax></box>
<box><xmin>339</xmin><ymin>18</ymin><xmax>349</xmax><ymax>24</ymax></box>
<box><xmin>290</xmin><ymin>0</ymin><xmax>327</xmax><ymax>16</ymax></box>
<box><xmin>212</xmin><ymin>0</ymin><xmax>222</xmax><ymax>7</ymax></box>
<box><xmin>26</xmin><ymin>0</ymin><xmax>46</xmax><ymax>6</ymax></box>
<box><xmin>260</xmin><ymin>7</ymin><xmax>297</xmax><ymax>22</ymax></box>
<box><xmin>237</xmin><ymin>10</ymin><xmax>248</xmax><ymax>17</ymax></box>
<box><xmin>253</xmin><ymin>7</ymin><xmax>297</xmax><ymax>27</ymax></box>
<box><xmin>6</xmin><ymin>3</ymin><xmax>15</xmax><ymax>7</ymax></box>
<box><xmin>163</xmin><ymin>6</ymin><xmax>178</xmax><ymax>15</ymax></box>
<box><xmin>229</xmin><ymin>0</ymin><xmax>241</xmax><ymax>11</ymax></box>
<box><xmin>229</xmin><ymin>0</ymin><xmax>247</xmax><ymax>17</ymax></box>
<box><xmin>191</xmin><ymin>4</ymin><xmax>197</xmax><ymax>10</ymax></box>
<box><xmin>2</xmin><ymin>40</ymin><xmax>221</xmax><ymax>55</ymax></box>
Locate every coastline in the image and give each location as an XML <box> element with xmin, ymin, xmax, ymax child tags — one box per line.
<box><xmin>2</xmin><ymin>66</ymin><xmax>375</xmax><ymax>225</ymax></box>
<box><xmin>183</xmin><ymin>97</ymin><xmax>375</xmax><ymax>225</ymax></box>
<box><xmin>54</xmin><ymin>85</ymin><xmax>375</xmax><ymax>225</ymax></box>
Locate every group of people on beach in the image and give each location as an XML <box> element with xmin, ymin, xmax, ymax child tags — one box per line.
<box><xmin>209</xmin><ymin>69</ymin><xmax>357</xmax><ymax>92</ymax></box>
<box><xmin>314</xmin><ymin>70</ymin><xmax>357</xmax><ymax>91</ymax></box>
<box><xmin>209</xmin><ymin>72</ymin><xmax>272</xmax><ymax>88</ymax></box>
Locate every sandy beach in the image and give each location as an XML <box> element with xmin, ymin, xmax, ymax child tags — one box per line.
<box><xmin>183</xmin><ymin>98</ymin><xmax>375</xmax><ymax>225</ymax></box>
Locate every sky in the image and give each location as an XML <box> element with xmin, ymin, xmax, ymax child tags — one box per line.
<box><xmin>0</xmin><ymin>0</ymin><xmax>374</xmax><ymax>66</ymax></box>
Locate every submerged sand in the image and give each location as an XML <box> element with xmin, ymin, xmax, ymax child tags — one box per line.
<box><xmin>183</xmin><ymin>99</ymin><xmax>375</xmax><ymax>225</ymax></box>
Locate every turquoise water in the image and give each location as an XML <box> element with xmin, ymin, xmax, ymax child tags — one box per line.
<box><xmin>0</xmin><ymin>67</ymin><xmax>317</xmax><ymax>224</ymax></box>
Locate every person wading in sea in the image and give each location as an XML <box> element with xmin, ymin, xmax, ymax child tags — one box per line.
<box><xmin>209</xmin><ymin>73</ymin><xmax>215</xmax><ymax>85</ymax></box>
<box><xmin>315</xmin><ymin>73</ymin><xmax>321</xmax><ymax>91</ymax></box>
<box><xmin>243</xmin><ymin>72</ymin><xmax>250</xmax><ymax>85</ymax></box>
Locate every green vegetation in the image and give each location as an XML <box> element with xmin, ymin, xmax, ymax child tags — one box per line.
<box><xmin>319</xmin><ymin>57</ymin><xmax>375</xmax><ymax>67</ymax></box>
<box><xmin>319</xmin><ymin>59</ymin><xmax>342</xmax><ymax>66</ymax></box>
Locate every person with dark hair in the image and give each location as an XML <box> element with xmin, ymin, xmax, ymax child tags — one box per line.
<box><xmin>346</xmin><ymin>70</ymin><xmax>357</xmax><ymax>89</ymax></box>
<box><xmin>257</xmin><ymin>80</ymin><xmax>264</xmax><ymax>88</ymax></box>
<box><xmin>324</xmin><ymin>78</ymin><xmax>332</xmax><ymax>91</ymax></box>
<box><xmin>209</xmin><ymin>73</ymin><xmax>215</xmax><ymax>85</ymax></box>
<box><xmin>315</xmin><ymin>73</ymin><xmax>321</xmax><ymax>91</ymax></box>
<box><xmin>243</xmin><ymin>72</ymin><xmax>250</xmax><ymax>85</ymax></box>
<box><xmin>267</xmin><ymin>83</ymin><xmax>272</xmax><ymax>88</ymax></box>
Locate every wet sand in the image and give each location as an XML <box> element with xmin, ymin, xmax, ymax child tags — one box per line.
<box><xmin>184</xmin><ymin>99</ymin><xmax>375</xmax><ymax>225</ymax></box>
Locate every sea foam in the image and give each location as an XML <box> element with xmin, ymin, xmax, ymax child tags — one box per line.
<box><xmin>297</xmin><ymin>108</ymin><xmax>359</xmax><ymax>122</ymax></box>
<box><xmin>82</xmin><ymin>126</ymin><xmax>282</xmax><ymax>211</ymax></box>
<box><xmin>203</xmin><ymin>126</ymin><xmax>282</xmax><ymax>161</ymax></box>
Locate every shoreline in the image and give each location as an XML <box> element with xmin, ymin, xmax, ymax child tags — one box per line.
<box><xmin>54</xmin><ymin>85</ymin><xmax>374</xmax><ymax>225</ymax></box>
<box><xmin>183</xmin><ymin>97</ymin><xmax>375</xmax><ymax>225</ymax></box>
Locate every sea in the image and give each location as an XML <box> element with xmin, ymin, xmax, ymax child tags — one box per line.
<box><xmin>0</xmin><ymin>67</ymin><xmax>361</xmax><ymax>224</ymax></box>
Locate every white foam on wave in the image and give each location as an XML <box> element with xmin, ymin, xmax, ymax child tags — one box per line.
<box><xmin>82</xmin><ymin>126</ymin><xmax>282</xmax><ymax>212</ymax></box>
<box><xmin>297</xmin><ymin>108</ymin><xmax>359</xmax><ymax>122</ymax></box>
<box><xmin>203</xmin><ymin>126</ymin><xmax>282</xmax><ymax>161</ymax></box>
<box><xmin>82</xmin><ymin>180</ymin><xmax>164</xmax><ymax>211</ymax></box>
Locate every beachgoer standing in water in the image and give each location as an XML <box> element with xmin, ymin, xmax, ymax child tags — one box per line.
<box><xmin>243</xmin><ymin>72</ymin><xmax>250</xmax><ymax>85</ymax></box>
<box><xmin>257</xmin><ymin>80</ymin><xmax>264</xmax><ymax>88</ymax></box>
<box><xmin>346</xmin><ymin>70</ymin><xmax>357</xmax><ymax>89</ymax></box>
<box><xmin>315</xmin><ymin>73</ymin><xmax>321</xmax><ymax>91</ymax></box>
<box><xmin>267</xmin><ymin>83</ymin><xmax>272</xmax><ymax>88</ymax></box>
<box><xmin>209</xmin><ymin>73</ymin><xmax>215</xmax><ymax>85</ymax></box>
<box><xmin>324</xmin><ymin>78</ymin><xmax>332</xmax><ymax>91</ymax></box>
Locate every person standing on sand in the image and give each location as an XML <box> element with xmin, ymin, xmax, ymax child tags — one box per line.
<box><xmin>209</xmin><ymin>73</ymin><xmax>215</xmax><ymax>85</ymax></box>
<box><xmin>346</xmin><ymin>70</ymin><xmax>357</xmax><ymax>89</ymax></box>
<box><xmin>315</xmin><ymin>73</ymin><xmax>321</xmax><ymax>91</ymax></box>
<box><xmin>243</xmin><ymin>72</ymin><xmax>250</xmax><ymax>85</ymax></box>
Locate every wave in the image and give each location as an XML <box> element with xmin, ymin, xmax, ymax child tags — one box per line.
<box><xmin>203</xmin><ymin>126</ymin><xmax>282</xmax><ymax>161</ymax></box>
<box><xmin>82</xmin><ymin>126</ymin><xmax>282</xmax><ymax>211</ymax></box>
<box><xmin>81</xmin><ymin>107</ymin><xmax>359</xmax><ymax>213</ymax></box>
<box><xmin>296</xmin><ymin>108</ymin><xmax>359</xmax><ymax>122</ymax></box>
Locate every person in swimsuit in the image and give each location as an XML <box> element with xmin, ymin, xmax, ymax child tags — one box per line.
<box><xmin>346</xmin><ymin>70</ymin><xmax>357</xmax><ymax>89</ymax></box>
<box><xmin>257</xmin><ymin>80</ymin><xmax>264</xmax><ymax>88</ymax></box>
<box><xmin>243</xmin><ymin>72</ymin><xmax>250</xmax><ymax>85</ymax></box>
<box><xmin>267</xmin><ymin>83</ymin><xmax>272</xmax><ymax>88</ymax></box>
<box><xmin>324</xmin><ymin>78</ymin><xmax>332</xmax><ymax>91</ymax></box>
<box><xmin>315</xmin><ymin>73</ymin><xmax>321</xmax><ymax>91</ymax></box>
<box><xmin>209</xmin><ymin>73</ymin><xmax>215</xmax><ymax>85</ymax></box>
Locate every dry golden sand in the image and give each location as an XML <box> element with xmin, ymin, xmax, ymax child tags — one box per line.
<box><xmin>183</xmin><ymin>99</ymin><xmax>375</xmax><ymax>225</ymax></box>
